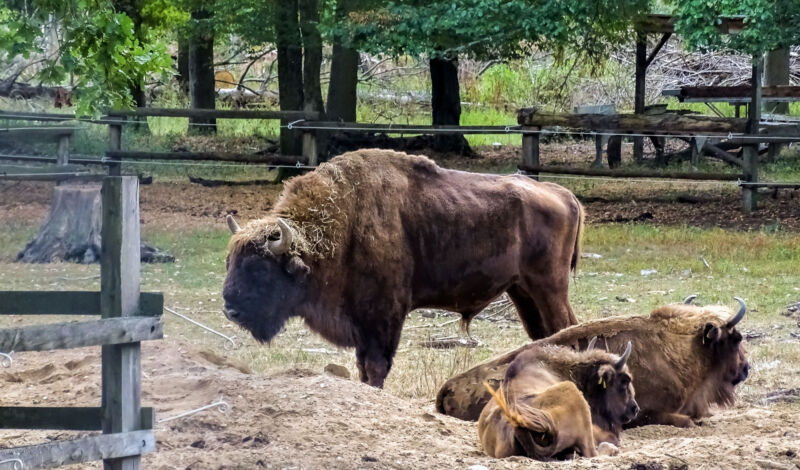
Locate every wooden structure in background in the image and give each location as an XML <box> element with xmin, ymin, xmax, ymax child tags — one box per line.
<box><xmin>0</xmin><ymin>175</ymin><xmax>163</xmax><ymax>469</ymax></box>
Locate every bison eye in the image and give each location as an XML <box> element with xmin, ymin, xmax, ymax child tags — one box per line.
<box><xmin>619</xmin><ymin>375</ymin><xmax>631</xmax><ymax>386</ymax></box>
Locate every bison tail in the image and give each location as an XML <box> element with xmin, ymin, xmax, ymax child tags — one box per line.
<box><xmin>570</xmin><ymin>195</ymin><xmax>585</xmax><ymax>275</ymax></box>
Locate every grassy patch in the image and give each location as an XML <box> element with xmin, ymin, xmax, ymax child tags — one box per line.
<box><xmin>1</xmin><ymin>219</ymin><xmax>797</xmax><ymax>400</ymax></box>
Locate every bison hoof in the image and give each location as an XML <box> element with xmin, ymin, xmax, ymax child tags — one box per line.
<box><xmin>597</xmin><ymin>442</ymin><xmax>619</xmax><ymax>457</ymax></box>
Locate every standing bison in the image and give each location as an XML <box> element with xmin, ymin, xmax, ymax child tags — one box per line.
<box><xmin>222</xmin><ymin>149</ymin><xmax>584</xmax><ymax>387</ymax></box>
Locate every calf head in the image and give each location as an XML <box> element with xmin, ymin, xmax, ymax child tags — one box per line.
<box><xmin>222</xmin><ymin>215</ymin><xmax>311</xmax><ymax>342</ymax></box>
<box><xmin>690</xmin><ymin>296</ymin><xmax>750</xmax><ymax>394</ymax></box>
<box><xmin>584</xmin><ymin>341</ymin><xmax>639</xmax><ymax>427</ymax></box>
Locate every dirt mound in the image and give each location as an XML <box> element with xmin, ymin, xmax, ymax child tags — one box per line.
<box><xmin>2</xmin><ymin>342</ymin><xmax>799</xmax><ymax>469</ymax></box>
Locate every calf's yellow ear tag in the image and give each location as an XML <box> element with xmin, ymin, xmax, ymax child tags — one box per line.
<box><xmin>598</xmin><ymin>377</ymin><xmax>607</xmax><ymax>389</ymax></box>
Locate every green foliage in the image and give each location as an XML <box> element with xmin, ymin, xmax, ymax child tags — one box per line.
<box><xmin>344</xmin><ymin>0</ymin><xmax>649</xmax><ymax>63</ymax></box>
<box><xmin>672</xmin><ymin>0</ymin><xmax>800</xmax><ymax>56</ymax></box>
<box><xmin>0</xmin><ymin>6</ymin><xmax>38</xmax><ymax>59</ymax></box>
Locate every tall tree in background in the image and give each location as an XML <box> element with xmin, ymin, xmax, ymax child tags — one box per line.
<box><xmin>188</xmin><ymin>5</ymin><xmax>216</xmax><ymax>133</ymax></box>
<box><xmin>326</xmin><ymin>0</ymin><xmax>360</xmax><ymax>123</ymax></box>
<box><xmin>274</xmin><ymin>0</ymin><xmax>305</xmax><ymax>155</ymax></box>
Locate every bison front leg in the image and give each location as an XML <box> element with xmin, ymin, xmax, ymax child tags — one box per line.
<box><xmin>632</xmin><ymin>411</ymin><xmax>695</xmax><ymax>428</ymax></box>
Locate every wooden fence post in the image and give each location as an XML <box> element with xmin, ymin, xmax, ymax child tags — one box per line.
<box><xmin>101</xmin><ymin>176</ymin><xmax>142</xmax><ymax>470</ymax></box>
<box><xmin>743</xmin><ymin>57</ymin><xmax>763</xmax><ymax>213</ymax></box>
<box><xmin>57</xmin><ymin>135</ymin><xmax>70</xmax><ymax>166</ymax></box>
<box><xmin>302</xmin><ymin>131</ymin><xmax>318</xmax><ymax>167</ymax></box>
<box><xmin>521</xmin><ymin>127</ymin><xmax>540</xmax><ymax>180</ymax></box>
<box><xmin>633</xmin><ymin>32</ymin><xmax>647</xmax><ymax>163</ymax></box>
<box><xmin>108</xmin><ymin>120</ymin><xmax>123</xmax><ymax>176</ymax></box>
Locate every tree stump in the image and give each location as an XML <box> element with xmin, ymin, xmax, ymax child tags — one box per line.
<box><xmin>17</xmin><ymin>184</ymin><xmax>173</xmax><ymax>264</ymax></box>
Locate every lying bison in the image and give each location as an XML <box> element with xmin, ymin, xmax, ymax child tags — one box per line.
<box><xmin>222</xmin><ymin>149</ymin><xmax>584</xmax><ymax>387</ymax></box>
<box><xmin>437</xmin><ymin>297</ymin><xmax>749</xmax><ymax>427</ymax></box>
<box><xmin>480</xmin><ymin>381</ymin><xmax>598</xmax><ymax>459</ymax></box>
<box><xmin>478</xmin><ymin>341</ymin><xmax>637</xmax><ymax>460</ymax></box>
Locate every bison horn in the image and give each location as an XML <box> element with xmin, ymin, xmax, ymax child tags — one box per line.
<box><xmin>587</xmin><ymin>336</ymin><xmax>598</xmax><ymax>350</ymax></box>
<box><xmin>615</xmin><ymin>341</ymin><xmax>632</xmax><ymax>370</ymax></box>
<box><xmin>226</xmin><ymin>214</ymin><xmax>241</xmax><ymax>234</ymax></box>
<box><xmin>726</xmin><ymin>297</ymin><xmax>747</xmax><ymax>328</ymax></box>
<box><xmin>683</xmin><ymin>294</ymin><xmax>698</xmax><ymax>304</ymax></box>
<box><xmin>268</xmin><ymin>218</ymin><xmax>294</xmax><ymax>255</ymax></box>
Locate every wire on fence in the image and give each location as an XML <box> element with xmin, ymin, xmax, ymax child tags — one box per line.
<box><xmin>0</xmin><ymin>351</ymin><xmax>13</xmax><ymax>368</ymax></box>
<box><xmin>164</xmin><ymin>306</ymin><xmax>238</xmax><ymax>350</ymax></box>
<box><xmin>157</xmin><ymin>397</ymin><xmax>230</xmax><ymax>424</ymax></box>
<box><xmin>0</xmin><ymin>458</ymin><xmax>23</xmax><ymax>470</ymax></box>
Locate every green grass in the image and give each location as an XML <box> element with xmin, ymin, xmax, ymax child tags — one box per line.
<box><xmin>1</xmin><ymin>216</ymin><xmax>798</xmax><ymax>399</ymax></box>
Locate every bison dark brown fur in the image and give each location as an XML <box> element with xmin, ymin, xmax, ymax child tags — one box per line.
<box><xmin>436</xmin><ymin>298</ymin><xmax>749</xmax><ymax>428</ymax></box>
<box><xmin>222</xmin><ymin>149</ymin><xmax>584</xmax><ymax>387</ymax></box>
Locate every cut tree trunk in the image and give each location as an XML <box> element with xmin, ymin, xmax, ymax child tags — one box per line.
<box><xmin>17</xmin><ymin>184</ymin><xmax>173</xmax><ymax>264</ymax></box>
<box><xmin>188</xmin><ymin>8</ymin><xmax>216</xmax><ymax>134</ymax></box>
<box><xmin>299</xmin><ymin>0</ymin><xmax>326</xmax><ymax>163</ymax></box>
<box><xmin>275</xmin><ymin>0</ymin><xmax>304</xmax><ymax>157</ymax></box>
<box><xmin>430</xmin><ymin>57</ymin><xmax>472</xmax><ymax>155</ymax></box>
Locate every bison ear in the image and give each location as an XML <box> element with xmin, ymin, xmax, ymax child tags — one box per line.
<box><xmin>286</xmin><ymin>256</ymin><xmax>310</xmax><ymax>279</ymax></box>
<box><xmin>596</xmin><ymin>364</ymin><xmax>615</xmax><ymax>389</ymax></box>
<box><xmin>703</xmin><ymin>323</ymin><xmax>721</xmax><ymax>344</ymax></box>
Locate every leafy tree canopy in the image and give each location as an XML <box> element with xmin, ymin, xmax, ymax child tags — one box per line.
<box><xmin>343</xmin><ymin>0</ymin><xmax>650</xmax><ymax>64</ymax></box>
<box><xmin>672</xmin><ymin>0</ymin><xmax>800</xmax><ymax>57</ymax></box>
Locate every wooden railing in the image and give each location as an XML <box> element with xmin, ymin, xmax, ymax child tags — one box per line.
<box><xmin>0</xmin><ymin>176</ymin><xmax>162</xmax><ymax>469</ymax></box>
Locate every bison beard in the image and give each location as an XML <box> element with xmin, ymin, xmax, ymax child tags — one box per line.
<box><xmin>223</xmin><ymin>149</ymin><xmax>584</xmax><ymax>387</ymax></box>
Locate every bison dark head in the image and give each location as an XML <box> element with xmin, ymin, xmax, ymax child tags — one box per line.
<box><xmin>587</xmin><ymin>341</ymin><xmax>639</xmax><ymax>427</ymax></box>
<box><xmin>691</xmin><ymin>296</ymin><xmax>750</xmax><ymax>391</ymax></box>
<box><xmin>222</xmin><ymin>215</ymin><xmax>310</xmax><ymax>343</ymax></box>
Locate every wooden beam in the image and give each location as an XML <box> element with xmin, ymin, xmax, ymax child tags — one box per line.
<box><xmin>0</xmin><ymin>291</ymin><xmax>162</xmax><ymax>316</ymax></box>
<box><xmin>645</xmin><ymin>33</ymin><xmax>672</xmax><ymax>68</ymax></box>
<box><xmin>0</xmin><ymin>407</ymin><xmax>154</xmax><ymax>431</ymax></box>
<box><xmin>100</xmin><ymin>176</ymin><xmax>143</xmax><ymax>470</ymax></box>
<box><xmin>675</xmin><ymin>85</ymin><xmax>800</xmax><ymax>99</ymax></box>
<box><xmin>743</xmin><ymin>58</ymin><xmax>763</xmax><ymax>212</ymax></box>
<box><xmin>0</xmin><ymin>127</ymin><xmax>76</xmax><ymax>142</ymax></box>
<box><xmin>0</xmin><ymin>316</ymin><xmax>162</xmax><ymax>352</ymax></box>
<box><xmin>517</xmin><ymin>164</ymin><xmax>741</xmax><ymax>181</ymax></box>
<box><xmin>0</xmin><ymin>430</ymin><xmax>155</xmax><ymax>469</ymax></box>
<box><xmin>106</xmin><ymin>150</ymin><xmax>306</xmax><ymax>166</ymax></box>
<box><xmin>290</xmin><ymin>121</ymin><xmax>521</xmax><ymax>135</ymax></box>
<box><xmin>105</xmin><ymin>107</ymin><xmax>319</xmax><ymax>121</ymax></box>
<box><xmin>634</xmin><ymin>32</ymin><xmax>647</xmax><ymax>163</ymax></box>
<box><xmin>517</xmin><ymin>109</ymin><xmax>748</xmax><ymax>134</ymax></box>
<box><xmin>521</xmin><ymin>129</ymin><xmax>540</xmax><ymax>180</ymax></box>
<box><xmin>57</xmin><ymin>135</ymin><xmax>70</xmax><ymax>166</ymax></box>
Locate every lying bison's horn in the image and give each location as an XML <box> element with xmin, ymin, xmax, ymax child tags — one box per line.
<box><xmin>226</xmin><ymin>214</ymin><xmax>241</xmax><ymax>234</ymax></box>
<box><xmin>587</xmin><ymin>336</ymin><xmax>598</xmax><ymax>350</ymax></box>
<box><xmin>684</xmin><ymin>294</ymin><xmax>698</xmax><ymax>304</ymax></box>
<box><xmin>615</xmin><ymin>341</ymin><xmax>632</xmax><ymax>370</ymax></box>
<box><xmin>726</xmin><ymin>297</ymin><xmax>747</xmax><ymax>328</ymax></box>
<box><xmin>268</xmin><ymin>218</ymin><xmax>294</xmax><ymax>255</ymax></box>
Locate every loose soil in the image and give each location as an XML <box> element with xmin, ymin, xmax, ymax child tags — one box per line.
<box><xmin>1</xmin><ymin>342</ymin><xmax>798</xmax><ymax>470</ymax></box>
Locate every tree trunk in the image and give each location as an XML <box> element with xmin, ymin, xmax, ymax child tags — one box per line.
<box><xmin>299</xmin><ymin>0</ymin><xmax>324</xmax><ymax>115</ymax></box>
<box><xmin>188</xmin><ymin>8</ymin><xmax>216</xmax><ymax>134</ymax></box>
<box><xmin>177</xmin><ymin>35</ymin><xmax>190</xmax><ymax>95</ymax></box>
<box><xmin>326</xmin><ymin>0</ymin><xmax>359</xmax><ymax>123</ymax></box>
<box><xmin>430</xmin><ymin>57</ymin><xmax>471</xmax><ymax>155</ymax></box>
<box><xmin>275</xmin><ymin>0</ymin><xmax>304</xmax><ymax>156</ymax></box>
<box><xmin>17</xmin><ymin>185</ymin><xmax>172</xmax><ymax>264</ymax></box>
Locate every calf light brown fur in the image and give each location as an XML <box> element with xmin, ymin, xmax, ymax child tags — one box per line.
<box><xmin>437</xmin><ymin>299</ymin><xmax>748</xmax><ymax>428</ymax></box>
<box><xmin>479</xmin><ymin>381</ymin><xmax>597</xmax><ymax>460</ymax></box>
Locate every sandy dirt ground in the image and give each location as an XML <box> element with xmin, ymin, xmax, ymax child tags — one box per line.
<box><xmin>1</xmin><ymin>341</ymin><xmax>799</xmax><ymax>470</ymax></box>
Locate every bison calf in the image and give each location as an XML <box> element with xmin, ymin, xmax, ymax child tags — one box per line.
<box><xmin>222</xmin><ymin>149</ymin><xmax>584</xmax><ymax>387</ymax></box>
<box><xmin>479</xmin><ymin>381</ymin><xmax>597</xmax><ymax>460</ymax></box>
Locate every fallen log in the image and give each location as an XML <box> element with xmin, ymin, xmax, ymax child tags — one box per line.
<box><xmin>517</xmin><ymin>108</ymin><xmax>748</xmax><ymax>135</ymax></box>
